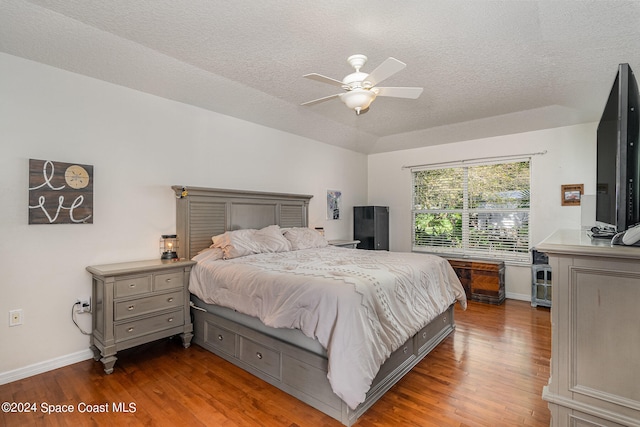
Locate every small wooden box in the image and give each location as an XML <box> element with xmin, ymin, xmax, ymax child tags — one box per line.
<box><xmin>446</xmin><ymin>258</ymin><xmax>505</xmax><ymax>305</ymax></box>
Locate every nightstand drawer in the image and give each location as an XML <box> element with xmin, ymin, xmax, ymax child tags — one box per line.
<box><xmin>115</xmin><ymin>309</ymin><xmax>184</xmax><ymax>342</ymax></box>
<box><xmin>114</xmin><ymin>275</ymin><xmax>152</xmax><ymax>298</ymax></box>
<box><xmin>154</xmin><ymin>271</ymin><xmax>184</xmax><ymax>291</ymax></box>
<box><xmin>114</xmin><ymin>290</ymin><xmax>183</xmax><ymax>320</ymax></box>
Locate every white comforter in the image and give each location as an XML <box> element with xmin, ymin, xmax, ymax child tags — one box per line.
<box><xmin>189</xmin><ymin>246</ymin><xmax>466</xmax><ymax>409</ymax></box>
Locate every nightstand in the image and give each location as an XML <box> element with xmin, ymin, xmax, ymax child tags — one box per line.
<box><xmin>328</xmin><ymin>239</ymin><xmax>360</xmax><ymax>249</ymax></box>
<box><xmin>86</xmin><ymin>258</ymin><xmax>196</xmax><ymax>374</ymax></box>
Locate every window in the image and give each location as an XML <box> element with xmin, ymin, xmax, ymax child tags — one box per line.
<box><xmin>412</xmin><ymin>160</ymin><xmax>530</xmax><ymax>263</ymax></box>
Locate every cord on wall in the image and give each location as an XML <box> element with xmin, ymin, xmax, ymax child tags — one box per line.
<box><xmin>71</xmin><ymin>302</ymin><xmax>92</xmax><ymax>336</ymax></box>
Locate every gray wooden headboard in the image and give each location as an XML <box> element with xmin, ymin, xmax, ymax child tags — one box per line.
<box><xmin>172</xmin><ymin>186</ymin><xmax>313</xmax><ymax>259</ymax></box>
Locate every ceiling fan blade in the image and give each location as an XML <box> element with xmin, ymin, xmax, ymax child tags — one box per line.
<box><xmin>365</xmin><ymin>57</ymin><xmax>406</xmax><ymax>87</ymax></box>
<box><xmin>303</xmin><ymin>73</ymin><xmax>345</xmax><ymax>87</ymax></box>
<box><xmin>375</xmin><ymin>87</ymin><xmax>424</xmax><ymax>99</ymax></box>
<box><xmin>300</xmin><ymin>93</ymin><xmax>341</xmax><ymax>106</ymax></box>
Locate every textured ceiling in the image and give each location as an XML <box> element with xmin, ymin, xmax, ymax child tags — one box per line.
<box><xmin>2</xmin><ymin>0</ymin><xmax>640</xmax><ymax>154</ymax></box>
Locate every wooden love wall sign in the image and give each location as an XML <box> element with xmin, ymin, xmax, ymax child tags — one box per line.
<box><xmin>28</xmin><ymin>159</ymin><xmax>93</xmax><ymax>224</ymax></box>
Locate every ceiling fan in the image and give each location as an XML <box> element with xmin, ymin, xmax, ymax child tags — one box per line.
<box><xmin>301</xmin><ymin>54</ymin><xmax>423</xmax><ymax>115</ymax></box>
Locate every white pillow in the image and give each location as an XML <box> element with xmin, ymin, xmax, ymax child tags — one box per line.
<box><xmin>254</xmin><ymin>225</ymin><xmax>292</xmax><ymax>253</ymax></box>
<box><xmin>192</xmin><ymin>247</ymin><xmax>225</xmax><ymax>262</ymax></box>
<box><xmin>212</xmin><ymin>229</ymin><xmax>258</xmax><ymax>259</ymax></box>
<box><xmin>212</xmin><ymin>225</ymin><xmax>291</xmax><ymax>259</ymax></box>
<box><xmin>283</xmin><ymin>227</ymin><xmax>329</xmax><ymax>250</ymax></box>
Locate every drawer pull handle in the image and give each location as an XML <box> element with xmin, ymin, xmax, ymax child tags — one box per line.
<box><xmin>217</xmin><ymin>335</ymin><xmax>224</xmax><ymax>341</ymax></box>
<box><xmin>167</xmin><ymin>297</ymin><xmax>174</xmax><ymax>303</ymax></box>
<box><xmin>167</xmin><ymin>317</ymin><xmax>174</xmax><ymax>323</ymax></box>
<box><xmin>129</xmin><ymin>283</ymin><xmax>136</xmax><ymax>288</ymax></box>
<box><xmin>127</xmin><ymin>327</ymin><xmax>134</xmax><ymax>333</ymax></box>
<box><xmin>166</xmin><ymin>278</ymin><xmax>172</xmax><ymax>282</ymax></box>
<box><xmin>403</xmin><ymin>346</ymin><xmax>408</xmax><ymax>354</ymax></box>
<box><xmin>256</xmin><ymin>352</ymin><xmax>263</xmax><ymax>360</ymax></box>
<box><xmin>422</xmin><ymin>331</ymin><xmax>427</xmax><ymax>339</ymax></box>
<box><xmin>128</xmin><ymin>305</ymin><xmax>135</xmax><ymax>311</ymax></box>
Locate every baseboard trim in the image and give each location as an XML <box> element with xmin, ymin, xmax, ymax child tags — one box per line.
<box><xmin>0</xmin><ymin>349</ymin><xmax>93</xmax><ymax>386</ymax></box>
<box><xmin>506</xmin><ymin>292</ymin><xmax>531</xmax><ymax>302</ymax></box>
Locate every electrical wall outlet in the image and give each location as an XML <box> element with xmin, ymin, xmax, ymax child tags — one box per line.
<box><xmin>76</xmin><ymin>297</ymin><xmax>91</xmax><ymax>313</ymax></box>
<box><xmin>9</xmin><ymin>309</ymin><xmax>23</xmax><ymax>327</ymax></box>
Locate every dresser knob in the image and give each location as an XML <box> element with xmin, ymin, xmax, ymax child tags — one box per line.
<box><xmin>166</xmin><ymin>278</ymin><xmax>172</xmax><ymax>283</ymax></box>
<box><xmin>422</xmin><ymin>331</ymin><xmax>427</xmax><ymax>339</ymax></box>
<box><xmin>167</xmin><ymin>317</ymin><xmax>173</xmax><ymax>323</ymax></box>
<box><xmin>167</xmin><ymin>297</ymin><xmax>174</xmax><ymax>303</ymax></box>
<box><xmin>128</xmin><ymin>305</ymin><xmax>135</xmax><ymax>311</ymax></box>
<box><xmin>127</xmin><ymin>327</ymin><xmax>134</xmax><ymax>333</ymax></box>
<box><xmin>256</xmin><ymin>352</ymin><xmax>263</xmax><ymax>359</ymax></box>
<box><xmin>403</xmin><ymin>346</ymin><xmax>408</xmax><ymax>354</ymax></box>
<box><xmin>217</xmin><ymin>335</ymin><xmax>224</xmax><ymax>341</ymax></box>
<box><xmin>129</xmin><ymin>283</ymin><xmax>136</xmax><ymax>288</ymax></box>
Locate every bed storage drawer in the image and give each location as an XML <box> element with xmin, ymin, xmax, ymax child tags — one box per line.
<box><xmin>239</xmin><ymin>337</ymin><xmax>281</xmax><ymax>380</ymax></box>
<box><xmin>373</xmin><ymin>338</ymin><xmax>415</xmax><ymax>383</ymax></box>
<box><xmin>154</xmin><ymin>271</ymin><xmax>184</xmax><ymax>291</ymax></box>
<box><xmin>114</xmin><ymin>275</ymin><xmax>152</xmax><ymax>298</ymax></box>
<box><xmin>203</xmin><ymin>321</ymin><xmax>237</xmax><ymax>356</ymax></box>
<box><xmin>282</xmin><ymin>354</ymin><xmax>342</xmax><ymax>411</ymax></box>
<box><xmin>416</xmin><ymin>308</ymin><xmax>451</xmax><ymax>352</ymax></box>
<box><xmin>115</xmin><ymin>309</ymin><xmax>184</xmax><ymax>342</ymax></box>
<box><xmin>114</xmin><ymin>290</ymin><xmax>183</xmax><ymax>320</ymax></box>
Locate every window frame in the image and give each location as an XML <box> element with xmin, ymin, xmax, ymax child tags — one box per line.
<box><xmin>411</xmin><ymin>159</ymin><xmax>531</xmax><ymax>264</ymax></box>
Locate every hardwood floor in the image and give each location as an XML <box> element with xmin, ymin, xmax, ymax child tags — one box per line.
<box><xmin>0</xmin><ymin>300</ymin><xmax>550</xmax><ymax>426</ymax></box>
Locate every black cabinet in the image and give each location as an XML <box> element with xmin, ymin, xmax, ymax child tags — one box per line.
<box><xmin>354</xmin><ymin>206</ymin><xmax>389</xmax><ymax>250</ymax></box>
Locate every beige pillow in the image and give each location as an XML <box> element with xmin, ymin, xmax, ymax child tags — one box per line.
<box><xmin>212</xmin><ymin>225</ymin><xmax>291</xmax><ymax>259</ymax></box>
<box><xmin>283</xmin><ymin>227</ymin><xmax>329</xmax><ymax>250</ymax></box>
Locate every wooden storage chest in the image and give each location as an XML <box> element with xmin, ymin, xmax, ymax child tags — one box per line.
<box><xmin>445</xmin><ymin>257</ymin><xmax>505</xmax><ymax>304</ymax></box>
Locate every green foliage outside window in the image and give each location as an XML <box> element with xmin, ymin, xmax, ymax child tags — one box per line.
<box><xmin>412</xmin><ymin>161</ymin><xmax>530</xmax><ymax>261</ymax></box>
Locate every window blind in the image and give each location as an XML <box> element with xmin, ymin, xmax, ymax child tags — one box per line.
<box><xmin>412</xmin><ymin>160</ymin><xmax>530</xmax><ymax>263</ymax></box>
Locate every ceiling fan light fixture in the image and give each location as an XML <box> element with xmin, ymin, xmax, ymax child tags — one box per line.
<box><xmin>302</xmin><ymin>54</ymin><xmax>421</xmax><ymax>114</ymax></box>
<box><xmin>339</xmin><ymin>89</ymin><xmax>376</xmax><ymax>115</ymax></box>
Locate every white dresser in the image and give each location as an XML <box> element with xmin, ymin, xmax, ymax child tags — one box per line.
<box><xmin>537</xmin><ymin>230</ymin><xmax>640</xmax><ymax>426</ymax></box>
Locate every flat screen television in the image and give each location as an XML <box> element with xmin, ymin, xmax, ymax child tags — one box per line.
<box><xmin>596</xmin><ymin>63</ymin><xmax>640</xmax><ymax>232</ymax></box>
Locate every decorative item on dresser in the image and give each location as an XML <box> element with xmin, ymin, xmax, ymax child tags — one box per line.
<box><xmin>538</xmin><ymin>229</ymin><xmax>640</xmax><ymax>426</ymax></box>
<box><xmin>353</xmin><ymin>206</ymin><xmax>389</xmax><ymax>250</ymax></box>
<box><xmin>445</xmin><ymin>257</ymin><xmax>505</xmax><ymax>305</ymax></box>
<box><xmin>173</xmin><ymin>186</ymin><xmax>465</xmax><ymax>426</ymax></box>
<box><xmin>86</xmin><ymin>258</ymin><xmax>196</xmax><ymax>374</ymax></box>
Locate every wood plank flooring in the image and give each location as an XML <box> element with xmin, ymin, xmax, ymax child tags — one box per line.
<box><xmin>0</xmin><ymin>300</ymin><xmax>550</xmax><ymax>426</ymax></box>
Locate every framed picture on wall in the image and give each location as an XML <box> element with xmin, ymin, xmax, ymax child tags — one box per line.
<box><xmin>327</xmin><ymin>190</ymin><xmax>342</xmax><ymax>220</ymax></box>
<box><xmin>28</xmin><ymin>158</ymin><xmax>94</xmax><ymax>224</ymax></box>
<box><xmin>561</xmin><ymin>184</ymin><xmax>583</xmax><ymax>206</ymax></box>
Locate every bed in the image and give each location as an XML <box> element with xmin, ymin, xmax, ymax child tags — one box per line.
<box><xmin>173</xmin><ymin>186</ymin><xmax>466</xmax><ymax>426</ymax></box>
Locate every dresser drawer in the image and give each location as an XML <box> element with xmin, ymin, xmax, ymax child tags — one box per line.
<box><xmin>154</xmin><ymin>271</ymin><xmax>184</xmax><ymax>291</ymax></box>
<box><xmin>239</xmin><ymin>337</ymin><xmax>281</xmax><ymax>380</ymax></box>
<box><xmin>114</xmin><ymin>290</ymin><xmax>183</xmax><ymax>320</ymax></box>
<box><xmin>115</xmin><ymin>309</ymin><xmax>184</xmax><ymax>342</ymax></box>
<box><xmin>114</xmin><ymin>275</ymin><xmax>152</xmax><ymax>298</ymax></box>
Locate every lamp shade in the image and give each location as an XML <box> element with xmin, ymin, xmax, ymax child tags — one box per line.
<box><xmin>339</xmin><ymin>88</ymin><xmax>376</xmax><ymax>114</ymax></box>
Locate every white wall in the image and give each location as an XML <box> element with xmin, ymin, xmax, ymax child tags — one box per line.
<box><xmin>368</xmin><ymin>123</ymin><xmax>597</xmax><ymax>299</ymax></box>
<box><xmin>0</xmin><ymin>53</ymin><xmax>367</xmax><ymax>378</ymax></box>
